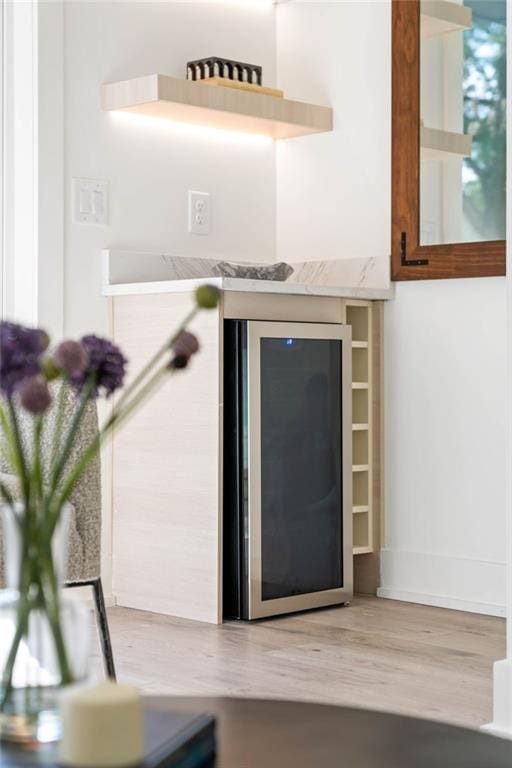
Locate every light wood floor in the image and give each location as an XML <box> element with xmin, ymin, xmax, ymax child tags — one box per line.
<box><xmin>92</xmin><ymin>595</ymin><xmax>505</xmax><ymax>730</ymax></box>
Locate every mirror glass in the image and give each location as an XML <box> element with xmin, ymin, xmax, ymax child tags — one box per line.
<box><xmin>420</xmin><ymin>0</ymin><xmax>506</xmax><ymax>245</ymax></box>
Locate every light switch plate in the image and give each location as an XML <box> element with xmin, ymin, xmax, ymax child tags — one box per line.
<box><xmin>188</xmin><ymin>190</ymin><xmax>211</xmax><ymax>235</ymax></box>
<box><xmin>73</xmin><ymin>178</ymin><xmax>109</xmax><ymax>225</ymax></box>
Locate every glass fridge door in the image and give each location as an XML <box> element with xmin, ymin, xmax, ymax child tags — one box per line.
<box><xmin>246</xmin><ymin>321</ymin><xmax>353</xmax><ymax>619</ymax></box>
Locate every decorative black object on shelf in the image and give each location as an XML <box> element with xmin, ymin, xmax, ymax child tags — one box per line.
<box><xmin>187</xmin><ymin>57</ymin><xmax>262</xmax><ymax>86</ymax></box>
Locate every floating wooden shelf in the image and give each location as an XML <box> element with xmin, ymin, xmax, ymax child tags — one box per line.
<box><xmin>352</xmin><ymin>423</ymin><xmax>369</xmax><ymax>431</ymax></box>
<box><xmin>352</xmin><ymin>464</ymin><xmax>370</xmax><ymax>473</ymax></box>
<box><xmin>421</xmin><ymin>0</ymin><xmax>472</xmax><ymax>38</ymax></box>
<box><xmin>352</xmin><ymin>341</ymin><xmax>369</xmax><ymax>349</ymax></box>
<box><xmin>421</xmin><ymin>126</ymin><xmax>472</xmax><ymax>157</ymax></box>
<box><xmin>353</xmin><ymin>505</ymin><xmax>369</xmax><ymax>515</ymax></box>
<box><xmin>101</xmin><ymin>74</ymin><xmax>333</xmax><ymax>139</ymax></box>
<box><xmin>352</xmin><ymin>382</ymin><xmax>369</xmax><ymax>390</ymax></box>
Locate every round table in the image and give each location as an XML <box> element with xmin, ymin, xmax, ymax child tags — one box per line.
<box><xmin>3</xmin><ymin>696</ymin><xmax>512</xmax><ymax>767</ymax></box>
<box><xmin>150</xmin><ymin>696</ymin><xmax>512</xmax><ymax>768</ymax></box>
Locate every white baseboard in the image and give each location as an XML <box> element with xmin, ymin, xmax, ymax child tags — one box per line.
<box><xmin>482</xmin><ymin>660</ymin><xmax>512</xmax><ymax>738</ymax></box>
<box><xmin>482</xmin><ymin>722</ymin><xmax>512</xmax><ymax>740</ymax></box>
<box><xmin>377</xmin><ymin>548</ymin><xmax>506</xmax><ymax>617</ymax></box>
<box><xmin>377</xmin><ymin>587</ymin><xmax>505</xmax><ymax>617</ymax></box>
<box><xmin>103</xmin><ymin>593</ymin><xmax>116</xmax><ymax>609</ymax></box>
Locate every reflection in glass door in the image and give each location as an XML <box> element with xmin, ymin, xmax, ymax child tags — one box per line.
<box><xmin>420</xmin><ymin>0</ymin><xmax>506</xmax><ymax>245</ymax></box>
<box><xmin>260</xmin><ymin>337</ymin><xmax>343</xmax><ymax>601</ymax></box>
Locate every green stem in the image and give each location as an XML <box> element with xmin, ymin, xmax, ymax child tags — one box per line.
<box><xmin>0</xmin><ymin>553</ymin><xmax>32</xmax><ymax>710</ymax></box>
<box><xmin>47</xmin><ymin>361</ymin><xmax>170</xmax><ymax>537</ymax></box>
<box><xmin>6</xmin><ymin>398</ymin><xmax>30</xmax><ymax>508</ymax></box>
<box><xmin>46</xmin><ymin>376</ymin><xmax>95</xmax><ymax>504</ymax></box>
<box><xmin>0</xmin><ymin>480</ymin><xmax>14</xmax><ymax>507</ymax></box>
<box><xmin>0</xmin><ymin>401</ymin><xmax>19</xmax><ymax>478</ymax></box>
<box><xmin>113</xmin><ymin>306</ymin><xmax>198</xmax><ymax>412</ymax></box>
<box><xmin>108</xmin><ymin>364</ymin><xmax>171</xmax><ymax>436</ymax></box>
<box><xmin>31</xmin><ymin>417</ymin><xmax>43</xmax><ymax>513</ymax></box>
<box><xmin>49</xmin><ymin>381</ymin><xmax>68</xmax><ymax>475</ymax></box>
<box><xmin>48</xmin><ymin>308</ymin><xmax>198</xmax><ymax>527</ymax></box>
<box><xmin>0</xmin><ymin>305</ymin><xmax>204</xmax><ymax>705</ymax></box>
<box><xmin>1</xmin><ymin>536</ymin><xmax>74</xmax><ymax>711</ymax></box>
<box><xmin>0</xmin><ymin>597</ymin><xmax>30</xmax><ymax>710</ymax></box>
<box><xmin>39</xmin><ymin>553</ymin><xmax>73</xmax><ymax>685</ymax></box>
<box><xmin>54</xmin><ymin>364</ymin><xmax>172</xmax><ymax>516</ymax></box>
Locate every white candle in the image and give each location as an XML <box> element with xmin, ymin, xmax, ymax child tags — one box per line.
<box><xmin>58</xmin><ymin>680</ymin><xmax>144</xmax><ymax>767</ymax></box>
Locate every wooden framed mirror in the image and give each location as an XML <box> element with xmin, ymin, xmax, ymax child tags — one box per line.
<box><xmin>392</xmin><ymin>0</ymin><xmax>506</xmax><ymax>280</ymax></box>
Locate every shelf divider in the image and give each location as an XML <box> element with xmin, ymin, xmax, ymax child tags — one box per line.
<box><xmin>346</xmin><ymin>300</ymin><xmax>374</xmax><ymax>556</ymax></box>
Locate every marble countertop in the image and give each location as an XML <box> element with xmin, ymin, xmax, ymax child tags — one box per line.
<box><xmin>103</xmin><ymin>276</ymin><xmax>392</xmax><ymax>301</ymax></box>
<box><xmin>101</xmin><ymin>250</ymin><xmax>394</xmax><ymax>301</ymax></box>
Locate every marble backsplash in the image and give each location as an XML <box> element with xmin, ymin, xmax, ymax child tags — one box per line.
<box><xmin>105</xmin><ymin>251</ymin><xmax>390</xmax><ymax>291</ymax></box>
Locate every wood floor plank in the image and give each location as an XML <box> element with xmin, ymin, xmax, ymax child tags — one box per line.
<box><xmin>90</xmin><ymin>595</ymin><xmax>505</xmax><ymax>729</ymax></box>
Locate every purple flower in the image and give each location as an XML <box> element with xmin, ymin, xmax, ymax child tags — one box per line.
<box><xmin>170</xmin><ymin>331</ymin><xmax>200</xmax><ymax>370</ymax></box>
<box><xmin>71</xmin><ymin>335</ymin><xmax>127</xmax><ymax>398</ymax></box>
<box><xmin>17</xmin><ymin>375</ymin><xmax>52</xmax><ymax>415</ymax></box>
<box><xmin>0</xmin><ymin>322</ymin><xmax>48</xmax><ymax>396</ymax></box>
<box><xmin>54</xmin><ymin>340</ymin><xmax>89</xmax><ymax>377</ymax></box>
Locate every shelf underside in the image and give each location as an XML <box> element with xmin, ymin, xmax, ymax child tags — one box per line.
<box><xmin>421</xmin><ymin>0</ymin><xmax>472</xmax><ymax>37</ymax></box>
<box><xmin>421</xmin><ymin>126</ymin><xmax>472</xmax><ymax>158</ymax></box>
<box><xmin>102</xmin><ymin>74</ymin><xmax>333</xmax><ymax>139</ymax></box>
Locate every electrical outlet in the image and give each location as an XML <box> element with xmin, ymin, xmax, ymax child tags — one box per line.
<box><xmin>188</xmin><ymin>191</ymin><xmax>211</xmax><ymax>235</ymax></box>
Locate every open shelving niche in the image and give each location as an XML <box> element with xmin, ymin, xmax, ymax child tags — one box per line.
<box><xmin>420</xmin><ymin>2</ymin><xmax>473</xmax><ymax>158</ymax></box>
<box><xmin>346</xmin><ymin>301</ymin><xmax>374</xmax><ymax>556</ymax></box>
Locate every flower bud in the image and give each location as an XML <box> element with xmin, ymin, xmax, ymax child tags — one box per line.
<box><xmin>54</xmin><ymin>340</ymin><xmax>88</xmax><ymax>376</ymax></box>
<box><xmin>171</xmin><ymin>331</ymin><xmax>199</xmax><ymax>360</ymax></box>
<box><xmin>195</xmin><ymin>284</ymin><xmax>221</xmax><ymax>310</ymax></box>
<box><xmin>170</xmin><ymin>355</ymin><xmax>189</xmax><ymax>370</ymax></box>
<box><xmin>41</xmin><ymin>355</ymin><xmax>61</xmax><ymax>382</ymax></box>
<box><xmin>18</xmin><ymin>375</ymin><xmax>52</xmax><ymax>415</ymax></box>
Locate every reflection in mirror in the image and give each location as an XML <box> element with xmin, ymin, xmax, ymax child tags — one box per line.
<box><xmin>420</xmin><ymin>0</ymin><xmax>506</xmax><ymax>245</ymax></box>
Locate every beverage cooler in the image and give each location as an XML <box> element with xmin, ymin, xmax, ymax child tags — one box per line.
<box><xmin>223</xmin><ymin>320</ymin><xmax>353</xmax><ymax>620</ymax></box>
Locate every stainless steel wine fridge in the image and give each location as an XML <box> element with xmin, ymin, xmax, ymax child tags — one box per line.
<box><xmin>223</xmin><ymin>320</ymin><xmax>353</xmax><ymax>620</ymax></box>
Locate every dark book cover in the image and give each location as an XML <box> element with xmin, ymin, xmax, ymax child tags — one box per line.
<box><xmin>0</xmin><ymin>708</ymin><xmax>216</xmax><ymax>768</ymax></box>
<box><xmin>143</xmin><ymin>709</ymin><xmax>216</xmax><ymax>768</ymax></box>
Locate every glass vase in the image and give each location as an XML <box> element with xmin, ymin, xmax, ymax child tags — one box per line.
<box><xmin>0</xmin><ymin>504</ymin><xmax>90</xmax><ymax>744</ymax></box>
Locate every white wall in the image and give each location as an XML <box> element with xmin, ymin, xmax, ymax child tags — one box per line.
<box><xmin>275</xmin><ymin>0</ymin><xmax>390</xmax><ymax>286</ymax></box>
<box><xmin>62</xmin><ymin>1</ymin><xmax>277</xmax><ymax>599</ymax></box>
<box><xmin>274</xmin><ymin>2</ymin><xmax>505</xmax><ymax>616</ymax></box>
<box><xmin>63</xmin><ymin>1</ymin><xmax>507</xmax><ymax>616</ymax></box>
<box><xmin>64</xmin><ymin>1</ymin><xmax>276</xmax><ymax>337</ymax></box>
<box><xmin>380</xmin><ymin>278</ymin><xmax>507</xmax><ymax>615</ymax></box>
